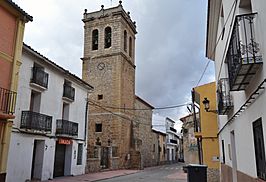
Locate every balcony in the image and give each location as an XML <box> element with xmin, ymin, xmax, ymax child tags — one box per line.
<box><xmin>20</xmin><ymin>111</ymin><xmax>52</xmax><ymax>132</ymax></box>
<box><xmin>170</xmin><ymin>139</ymin><xmax>178</xmax><ymax>144</ymax></box>
<box><xmin>56</xmin><ymin>119</ymin><xmax>78</xmax><ymax>137</ymax></box>
<box><xmin>0</xmin><ymin>87</ymin><xmax>16</xmax><ymax>117</ymax></box>
<box><xmin>218</xmin><ymin>78</ymin><xmax>233</xmax><ymax>115</ymax></box>
<box><xmin>63</xmin><ymin>84</ymin><xmax>75</xmax><ymax>101</ymax></box>
<box><xmin>170</xmin><ymin>127</ymin><xmax>177</xmax><ymax>133</ymax></box>
<box><xmin>227</xmin><ymin>13</ymin><xmax>262</xmax><ymax>91</ymax></box>
<box><xmin>30</xmin><ymin>67</ymin><xmax>49</xmax><ymax>89</ymax></box>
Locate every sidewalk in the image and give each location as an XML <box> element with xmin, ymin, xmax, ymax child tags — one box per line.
<box><xmin>45</xmin><ymin>169</ymin><xmax>140</xmax><ymax>182</ymax></box>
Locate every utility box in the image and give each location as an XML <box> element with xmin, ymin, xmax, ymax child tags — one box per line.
<box><xmin>187</xmin><ymin>164</ymin><xmax>207</xmax><ymax>182</ymax></box>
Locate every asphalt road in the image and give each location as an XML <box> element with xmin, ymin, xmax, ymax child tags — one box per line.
<box><xmin>98</xmin><ymin>163</ymin><xmax>187</xmax><ymax>182</ymax></box>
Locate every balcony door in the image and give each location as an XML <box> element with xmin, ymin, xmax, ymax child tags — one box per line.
<box><xmin>30</xmin><ymin>91</ymin><xmax>41</xmax><ymax>112</ymax></box>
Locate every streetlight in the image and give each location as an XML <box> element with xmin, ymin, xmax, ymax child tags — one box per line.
<box><xmin>202</xmin><ymin>97</ymin><xmax>217</xmax><ymax>113</ymax></box>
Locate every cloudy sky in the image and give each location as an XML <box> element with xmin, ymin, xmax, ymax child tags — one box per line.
<box><xmin>14</xmin><ymin>0</ymin><xmax>215</xmax><ymax>131</ymax></box>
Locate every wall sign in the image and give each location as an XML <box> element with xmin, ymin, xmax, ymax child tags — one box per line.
<box><xmin>58</xmin><ymin>138</ymin><xmax>72</xmax><ymax>145</ymax></box>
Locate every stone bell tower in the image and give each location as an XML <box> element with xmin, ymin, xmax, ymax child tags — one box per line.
<box><xmin>82</xmin><ymin>1</ymin><xmax>137</xmax><ymax>172</ymax></box>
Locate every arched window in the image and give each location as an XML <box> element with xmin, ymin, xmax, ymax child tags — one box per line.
<box><xmin>92</xmin><ymin>29</ymin><xmax>98</xmax><ymax>50</ymax></box>
<box><xmin>129</xmin><ymin>37</ymin><xmax>132</xmax><ymax>57</ymax></box>
<box><xmin>124</xmin><ymin>30</ymin><xmax>127</xmax><ymax>52</ymax></box>
<box><xmin>104</xmin><ymin>27</ymin><xmax>112</xmax><ymax>48</ymax></box>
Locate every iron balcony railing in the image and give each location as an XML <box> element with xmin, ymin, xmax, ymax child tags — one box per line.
<box><xmin>31</xmin><ymin>67</ymin><xmax>49</xmax><ymax>88</ymax></box>
<box><xmin>63</xmin><ymin>84</ymin><xmax>75</xmax><ymax>101</ymax></box>
<box><xmin>170</xmin><ymin>127</ymin><xmax>177</xmax><ymax>133</ymax></box>
<box><xmin>170</xmin><ymin>139</ymin><xmax>178</xmax><ymax>144</ymax></box>
<box><xmin>218</xmin><ymin>78</ymin><xmax>233</xmax><ymax>115</ymax></box>
<box><xmin>226</xmin><ymin>13</ymin><xmax>262</xmax><ymax>91</ymax></box>
<box><xmin>56</xmin><ymin>119</ymin><xmax>78</xmax><ymax>137</ymax></box>
<box><xmin>0</xmin><ymin>87</ymin><xmax>16</xmax><ymax>115</ymax></box>
<box><xmin>20</xmin><ymin>111</ymin><xmax>52</xmax><ymax>132</ymax></box>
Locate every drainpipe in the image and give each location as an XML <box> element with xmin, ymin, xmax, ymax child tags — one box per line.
<box><xmin>84</xmin><ymin>95</ymin><xmax>89</xmax><ymax>145</ymax></box>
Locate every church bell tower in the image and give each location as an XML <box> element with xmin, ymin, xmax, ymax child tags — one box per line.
<box><xmin>82</xmin><ymin>1</ymin><xmax>137</xmax><ymax>171</ymax></box>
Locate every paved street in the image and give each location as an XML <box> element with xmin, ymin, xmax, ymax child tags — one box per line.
<box><xmin>46</xmin><ymin>163</ymin><xmax>187</xmax><ymax>182</ymax></box>
<box><xmin>98</xmin><ymin>163</ymin><xmax>187</xmax><ymax>182</ymax></box>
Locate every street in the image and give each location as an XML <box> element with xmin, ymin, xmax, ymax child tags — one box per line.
<box><xmin>98</xmin><ymin>163</ymin><xmax>187</xmax><ymax>182</ymax></box>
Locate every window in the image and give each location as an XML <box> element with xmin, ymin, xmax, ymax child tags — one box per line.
<box><xmin>221</xmin><ymin>140</ymin><xmax>225</xmax><ymax>163</ymax></box>
<box><xmin>124</xmin><ymin>30</ymin><xmax>127</xmax><ymax>52</ymax></box>
<box><xmin>104</xmin><ymin>27</ymin><xmax>112</xmax><ymax>48</ymax></box>
<box><xmin>92</xmin><ymin>29</ymin><xmax>99</xmax><ymax>50</ymax></box>
<box><xmin>98</xmin><ymin>94</ymin><xmax>103</xmax><ymax>100</ymax></box>
<box><xmin>77</xmin><ymin>143</ymin><xmax>83</xmax><ymax>165</ymax></box>
<box><xmin>220</xmin><ymin>5</ymin><xmax>225</xmax><ymax>40</ymax></box>
<box><xmin>253</xmin><ymin>118</ymin><xmax>266</xmax><ymax>180</ymax></box>
<box><xmin>112</xmin><ymin>146</ymin><xmax>118</xmax><ymax>157</ymax></box>
<box><xmin>95</xmin><ymin>123</ymin><xmax>102</xmax><ymax>132</ymax></box>
<box><xmin>129</xmin><ymin>37</ymin><xmax>132</xmax><ymax>57</ymax></box>
<box><xmin>239</xmin><ymin>0</ymin><xmax>252</xmax><ymax>13</ymax></box>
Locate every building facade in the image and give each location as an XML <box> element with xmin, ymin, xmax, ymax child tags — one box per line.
<box><xmin>206</xmin><ymin>0</ymin><xmax>266</xmax><ymax>181</ymax></box>
<box><xmin>193</xmin><ymin>82</ymin><xmax>220</xmax><ymax>182</ymax></box>
<box><xmin>180</xmin><ymin>114</ymin><xmax>199</xmax><ymax>164</ymax></box>
<box><xmin>152</xmin><ymin>129</ymin><xmax>167</xmax><ymax>165</ymax></box>
<box><xmin>165</xmin><ymin>117</ymin><xmax>179</xmax><ymax>162</ymax></box>
<box><xmin>6</xmin><ymin>44</ymin><xmax>93</xmax><ymax>181</ymax></box>
<box><xmin>82</xmin><ymin>2</ymin><xmax>153</xmax><ymax>172</ymax></box>
<box><xmin>134</xmin><ymin>96</ymin><xmax>155</xmax><ymax>168</ymax></box>
<box><xmin>0</xmin><ymin>1</ymin><xmax>32</xmax><ymax>180</ymax></box>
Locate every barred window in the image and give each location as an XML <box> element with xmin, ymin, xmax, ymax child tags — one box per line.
<box><xmin>77</xmin><ymin>143</ymin><xmax>83</xmax><ymax>165</ymax></box>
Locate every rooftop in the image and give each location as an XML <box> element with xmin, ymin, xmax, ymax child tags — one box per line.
<box><xmin>5</xmin><ymin>0</ymin><xmax>33</xmax><ymax>22</ymax></box>
<box><xmin>23</xmin><ymin>43</ymin><xmax>94</xmax><ymax>91</ymax></box>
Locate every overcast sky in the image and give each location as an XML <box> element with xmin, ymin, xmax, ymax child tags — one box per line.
<box><xmin>14</xmin><ymin>0</ymin><xmax>215</xmax><ymax>131</ymax></box>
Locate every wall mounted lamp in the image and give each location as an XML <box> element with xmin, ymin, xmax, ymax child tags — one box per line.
<box><xmin>202</xmin><ymin>98</ymin><xmax>217</xmax><ymax>113</ymax></box>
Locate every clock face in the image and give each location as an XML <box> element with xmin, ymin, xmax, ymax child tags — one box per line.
<box><xmin>97</xmin><ymin>62</ymin><xmax>105</xmax><ymax>70</ymax></box>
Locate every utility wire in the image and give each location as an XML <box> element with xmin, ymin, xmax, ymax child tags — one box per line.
<box><xmin>88</xmin><ymin>98</ymin><xmax>191</xmax><ymax>111</ymax></box>
<box><xmin>196</xmin><ymin>0</ymin><xmax>237</xmax><ymax>86</ymax></box>
<box><xmin>88</xmin><ymin>100</ymin><xmax>155</xmax><ymax>126</ymax></box>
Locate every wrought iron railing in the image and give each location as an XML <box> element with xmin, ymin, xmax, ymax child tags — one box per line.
<box><xmin>31</xmin><ymin>67</ymin><xmax>49</xmax><ymax>88</ymax></box>
<box><xmin>63</xmin><ymin>84</ymin><xmax>75</xmax><ymax>101</ymax></box>
<box><xmin>20</xmin><ymin>111</ymin><xmax>52</xmax><ymax>132</ymax></box>
<box><xmin>0</xmin><ymin>87</ymin><xmax>17</xmax><ymax>115</ymax></box>
<box><xmin>218</xmin><ymin>78</ymin><xmax>233</xmax><ymax>115</ymax></box>
<box><xmin>226</xmin><ymin>13</ymin><xmax>262</xmax><ymax>90</ymax></box>
<box><xmin>56</xmin><ymin>119</ymin><xmax>78</xmax><ymax>137</ymax></box>
<box><xmin>170</xmin><ymin>139</ymin><xmax>177</xmax><ymax>144</ymax></box>
<box><xmin>170</xmin><ymin>127</ymin><xmax>177</xmax><ymax>133</ymax></box>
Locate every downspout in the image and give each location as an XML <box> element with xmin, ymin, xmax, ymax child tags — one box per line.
<box><xmin>191</xmin><ymin>89</ymin><xmax>202</xmax><ymax>164</ymax></box>
<box><xmin>84</xmin><ymin>96</ymin><xmax>89</xmax><ymax>145</ymax></box>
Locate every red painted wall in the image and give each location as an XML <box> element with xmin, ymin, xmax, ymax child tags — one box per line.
<box><xmin>0</xmin><ymin>5</ymin><xmax>17</xmax><ymax>89</ymax></box>
<box><xmin>0</xmin><ymin>6</ymin><xmax>16</xmax><ymax>57</ymax></box>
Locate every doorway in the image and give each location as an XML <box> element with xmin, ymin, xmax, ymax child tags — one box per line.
<box><xmin>253</xmin><ymin>118</ymin><xmax>266</xmax><ymax>180</ymax></box>
<box><xmin>101</xmin><ymin>147</ymin><xmax>109</xmax><ymax>169</ymax></box>
<box><xmin>31</xmin><ymin>140</ymin><xmax>45</xmax><ymax>180</ymax></box>
<box><xmin>230</xmin><ymin>131</ymin><xmax>237</xmax><ymax>182</ymax></box>
<box><xmin>54</xmin><ymin>143</ymin><xmax>66</xmax><ymax>177</ymax></box>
